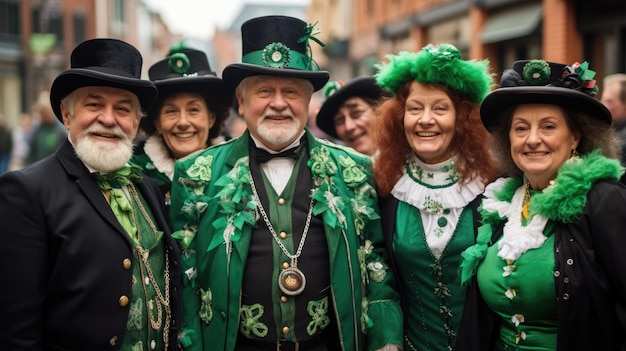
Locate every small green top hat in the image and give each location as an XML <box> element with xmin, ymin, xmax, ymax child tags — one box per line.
<box><xmin>222</xmin><ymin>15</ymin><xmax>329</xmax><ymax>94</ymax></box>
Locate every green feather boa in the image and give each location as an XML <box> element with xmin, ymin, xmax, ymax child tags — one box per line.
<box><xmin>459</xmin><ymin>150</ymin><xmax>623</xmax><ymax>285</ymax></box>
<box><xmin>486</xmin><ymin>149</ymin><xmax>623</xmax><ymax>224</ymax></box>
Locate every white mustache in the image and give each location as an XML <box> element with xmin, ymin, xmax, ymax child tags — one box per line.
<box><xmin>83</xmin><ymin>124</ymin><xmax>127</xmax><ymax>140</ymax></box>
<box><xmin>261</xmin><ymin>108</ymin><xmax>295</xmax><ymax>120</ymax></box>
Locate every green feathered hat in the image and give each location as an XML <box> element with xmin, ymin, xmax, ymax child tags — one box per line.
<box><xmin>375</xmin><ymin>43</ymin><xmax>494</xmax><ymax>103</ymax></box>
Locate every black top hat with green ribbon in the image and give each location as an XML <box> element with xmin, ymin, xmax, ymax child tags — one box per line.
<box><xmin>222</xmin><ymin>15</ymin><xmax>329</xmax><ymax>94</ymax></box>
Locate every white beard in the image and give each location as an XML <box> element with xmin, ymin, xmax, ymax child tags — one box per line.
<box><xmin>74</xmin><ymin>125</ymin><xmax>134</xmax><ymax>172</ymax></box>
<box><xmin>255</xmin><ymin>108</ymin><xmax>302</xmax><ymax>147</ymax></box>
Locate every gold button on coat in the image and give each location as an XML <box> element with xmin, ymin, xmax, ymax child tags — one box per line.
<box><xmin>282</xmin><ymin>326</ymin><xmax>290</xmax><ymax>334</ymax></box>
<box><xmin>122</xmin><ymin>258</ymin><xmax>132</xmax><ymax>269</ymax></box>
<box><xmin>278</xmin><ymin>198</ymin><xmax>286</xmax><ymax>205</ymax></box>
<box><xmin>282</xmin><ymin>262</ymin><xmax>290</xmax><ymax>269</ymax></box>
<box><xmin>281</xmin><ymin>296</ymin><xmax>288</xmax><ymax>303</ymax></box>
<box><xmin>119</xmin><ymin>296</ymin><xmax>129</xmax><ymax>307</ymax></box>
<box><xmin>280</xmin><ymin>231</ymin><xmax>287</xmax><ymax>239</ymax></box>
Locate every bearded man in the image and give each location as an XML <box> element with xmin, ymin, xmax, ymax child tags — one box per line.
<box><xmin>0</xmin><ymin>39</ymin><xmax>181</xmax><ymax>351</ymax></box>
<box><xmin>170</xmin><ymin>16</ymin><xmax>402</xmax><ymax>351</ymax></box>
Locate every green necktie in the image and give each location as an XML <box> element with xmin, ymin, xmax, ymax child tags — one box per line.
<box><xmin>94</xmin><ymin>165</ymin><xmax>143</xmax><ymax>238</ymax></box>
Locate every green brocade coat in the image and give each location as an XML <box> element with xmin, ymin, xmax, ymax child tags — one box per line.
<box><xmin>169</xmin><ymin>129</ymin><xmax>403</xmax><ymax>351</ymax></box>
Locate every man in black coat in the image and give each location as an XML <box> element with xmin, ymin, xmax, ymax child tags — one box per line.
<box><xmin>0</xmin><ymin>38</ymin><xmax>181</xmax><ymax>351</ymax></box>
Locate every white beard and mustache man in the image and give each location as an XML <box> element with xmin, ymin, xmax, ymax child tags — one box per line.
<box><xmin>74</xmin><ymin>123</ymin><xmax>135</xmax><ymax>173</ymax></box>
<box><xmin>255</xmin><ymin>107</ymin><xmax>301</xmax><ymax>148</ymax></box>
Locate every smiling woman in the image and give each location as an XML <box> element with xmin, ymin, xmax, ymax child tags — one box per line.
<box><xmin>456</xmin><ymin>59</ymin><xmax>626</xmax><ymax>351</ymax></box>
<box><xmin>370</xmin><ymin>43</ymin><xmax>498</xmax><ymax>351</ymax></box>
<box><xmin>130</xmin><ymin>47</ymin><xmax>230</xmax><ymax>205</ymax></box>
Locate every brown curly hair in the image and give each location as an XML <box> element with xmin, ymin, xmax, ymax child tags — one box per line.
<box><xmin>371</xmin><ymin>81</ymin><xmax>498</xmax><ymax>196</ymax></box>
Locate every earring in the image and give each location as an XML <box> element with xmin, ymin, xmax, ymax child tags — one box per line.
<box><xmin>570</xmin><ymin>149</ymin><xmax>580</xmax><ymax>159</ymax></box>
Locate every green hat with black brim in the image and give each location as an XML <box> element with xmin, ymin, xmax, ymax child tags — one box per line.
<box><xmin>222</xmin><ymin>15</ymin><xmax>329</xmax><ymax>95</ymax></box>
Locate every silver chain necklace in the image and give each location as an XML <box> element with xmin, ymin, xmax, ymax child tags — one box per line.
<box><xmin>249</xmin><ymin>171</ymin><xmax>314</xmax><ymax>296</ymax></box>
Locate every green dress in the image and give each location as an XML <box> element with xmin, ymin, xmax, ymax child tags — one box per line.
<box><xmin>475</xmin><ymin>183</ymin><xmax>558</xmax><ymax>350</ymax></box>
<box><xmin>390</xmin><ymin>156</ymin><xmax>486</xmax><ymax>351</ymax></box>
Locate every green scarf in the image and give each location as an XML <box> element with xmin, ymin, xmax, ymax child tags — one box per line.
<box><xmin>94</xmin><ymin>165</ymin><xmax>144</xmax><ymax>237</ymax></box>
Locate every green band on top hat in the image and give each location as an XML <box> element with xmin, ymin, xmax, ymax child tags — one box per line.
<box><xmin>242</xmin><ymin>42</ymin><xmax>313</xmax><ymax>70</ymax></box>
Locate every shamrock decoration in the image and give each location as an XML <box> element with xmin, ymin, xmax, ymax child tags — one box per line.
<box><xmin>262</xmin><ymin>42</ymin><xmax>291</xmax><ymax>68</ymax></box>
<box><xmin>522</xmin><ymin>59</ymin><xmax>551</xmax><ymax>86</ymax></box>
<box><xmin>423</xmin><ymin>43</ymin><xmax>461</xmax><ymax>61</ymax></box>
<box><xmin>168</xmin><ymin>52</ymin><xmax>190</xmax><ymax>75</ymax></box>
<box><xmin>323</xmin><ymin>80</ymin><xmax>344</xmax><ymax>99</ymax></box>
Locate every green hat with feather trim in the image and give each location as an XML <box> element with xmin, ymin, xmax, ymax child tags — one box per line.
<box><xmin>375</xmin><ymin>43</ymin><xmax>494</xmax><ymax>103</ymax></box>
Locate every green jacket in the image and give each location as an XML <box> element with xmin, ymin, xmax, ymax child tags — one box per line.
<box><xmin>170</xmin><ymin>129</ymin><xmax>403</xmax><ymax>351</ymax></box>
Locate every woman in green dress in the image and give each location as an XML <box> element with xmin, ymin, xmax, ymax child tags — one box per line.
<box><xmin>371</xmin><ymin>43</ymin><xmax>498</xmax><ymax>351</ymax></box>
<box><xmin>132</xmin><ymin>48</ymin><xmax>230</xmax><ymax>204</ymax></box>
<box><xmin>457</xmin><ymin>59</ymin><xmax>626</xmax><ymax>351</ymax></box>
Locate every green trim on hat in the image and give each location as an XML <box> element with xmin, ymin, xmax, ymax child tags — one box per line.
<box><xmin>375</xmin><ymin>43</ymin><xmax>494</xmax><ymax>103</ymax></box>
<box><xmin>242</xmin><ymin>44</ymin><xmax>314</xmax><ymax>70</ymax></box>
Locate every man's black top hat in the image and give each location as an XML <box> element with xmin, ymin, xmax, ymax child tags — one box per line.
<box><xmin>148</xmin><ymin>49</ymin><xmax>228</xmax><ymax>108</ymax></box>
<box><xmin>222</xmin><ymin>15</ymin><xmax>329</xmax><ymax>94</ymax></box>
<box><xmin>481</xmin><ymin>59</ymin><xmax>611</xmax><ymax>131</ymax></box>
<box><xmin>50</xmin><ymin>38</ymin><xmax>157</xmax><ymax>121</ymax></box>
<box><xmin>316</xmin><ymin>77</ymin><xmax>383</xmax><ymax>139</ymax></box>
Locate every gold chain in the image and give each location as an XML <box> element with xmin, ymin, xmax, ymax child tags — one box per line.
<box><xmin>248</xmin><ymin>171</ymin><xmax>314</xmax><ymax>263</ymax></box>
<box><xmin>128</xmin><ymin>183</ymin><xmax>171</xmax><ymax>350</ymax></box>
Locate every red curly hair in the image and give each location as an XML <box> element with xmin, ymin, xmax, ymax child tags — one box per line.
<box><xmin>372</xmin><ymin>81</ymin><xmax>498</xmax><ymax>197</ymax></box>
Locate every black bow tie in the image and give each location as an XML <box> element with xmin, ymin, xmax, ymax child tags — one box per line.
<box><xmin>254</xmin><ymin>146</ymin><xmax>299</xmax><ymax>164</ymax></box>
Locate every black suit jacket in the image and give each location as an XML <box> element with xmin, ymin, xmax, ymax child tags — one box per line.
<box><xmin>0</xmin><ymin>140</ymin><xmax>181</xmax><ymax>350</ymax></box>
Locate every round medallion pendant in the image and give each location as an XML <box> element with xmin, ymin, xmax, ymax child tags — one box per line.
<box><xmin>278</xmin><ymin>267</ymin><xmax>306</xmax><ymax>296</ymax></box>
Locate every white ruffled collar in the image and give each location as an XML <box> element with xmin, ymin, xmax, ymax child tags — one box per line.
<box><xmin>482</xmin><ymin>178</ymin><xmax>548</xmax><ymax>262</ymax></box>
<box><xmin>143</xmin><ymin>135</ymin><xmax>175</xmax><ymax>180</ymax></box>
<box><xmin>390</xmin><ymin>155</ymin><xmax>486</xmax><ymax>210</ymax></box>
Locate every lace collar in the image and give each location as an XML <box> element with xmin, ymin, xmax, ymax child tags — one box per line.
<box><xmin>390</xmin><ymin>154</ymin><xmax>485</xmax><ymax>210</ymax></box>
<box><xmin>482</xmin><ymin>178</ymin><xmax>548</xmax><ymax>261</ymax></box>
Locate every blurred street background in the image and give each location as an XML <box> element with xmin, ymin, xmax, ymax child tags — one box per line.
<box><xmin>0</xmin><ymin>0</ymin><xmax>624</xmax><ymax>164</ymax></box>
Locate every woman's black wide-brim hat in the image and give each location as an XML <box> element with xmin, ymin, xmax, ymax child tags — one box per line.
<box><xmin>148</xmin><ymin>49</ymin><xmax>229</xmax><ymax>108</ymax></box>
<box><xmin>50</xmin><ymin>38</ymin><xmax>157</xmax><ymax>121</ymax></box>
<box><xmin>222</xmin><ymin>15</ymin><xmax>329</xmax><ymax>94</ymax></box>
<box><xmin>481</xmin><ymin>59</ymin><xmax>611</xmax><ymax>131</ymax></box>
<box><xmin>316</xmin><ymin>77</ymin><xmax>382</xmax><ymax>138</ymax></box>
